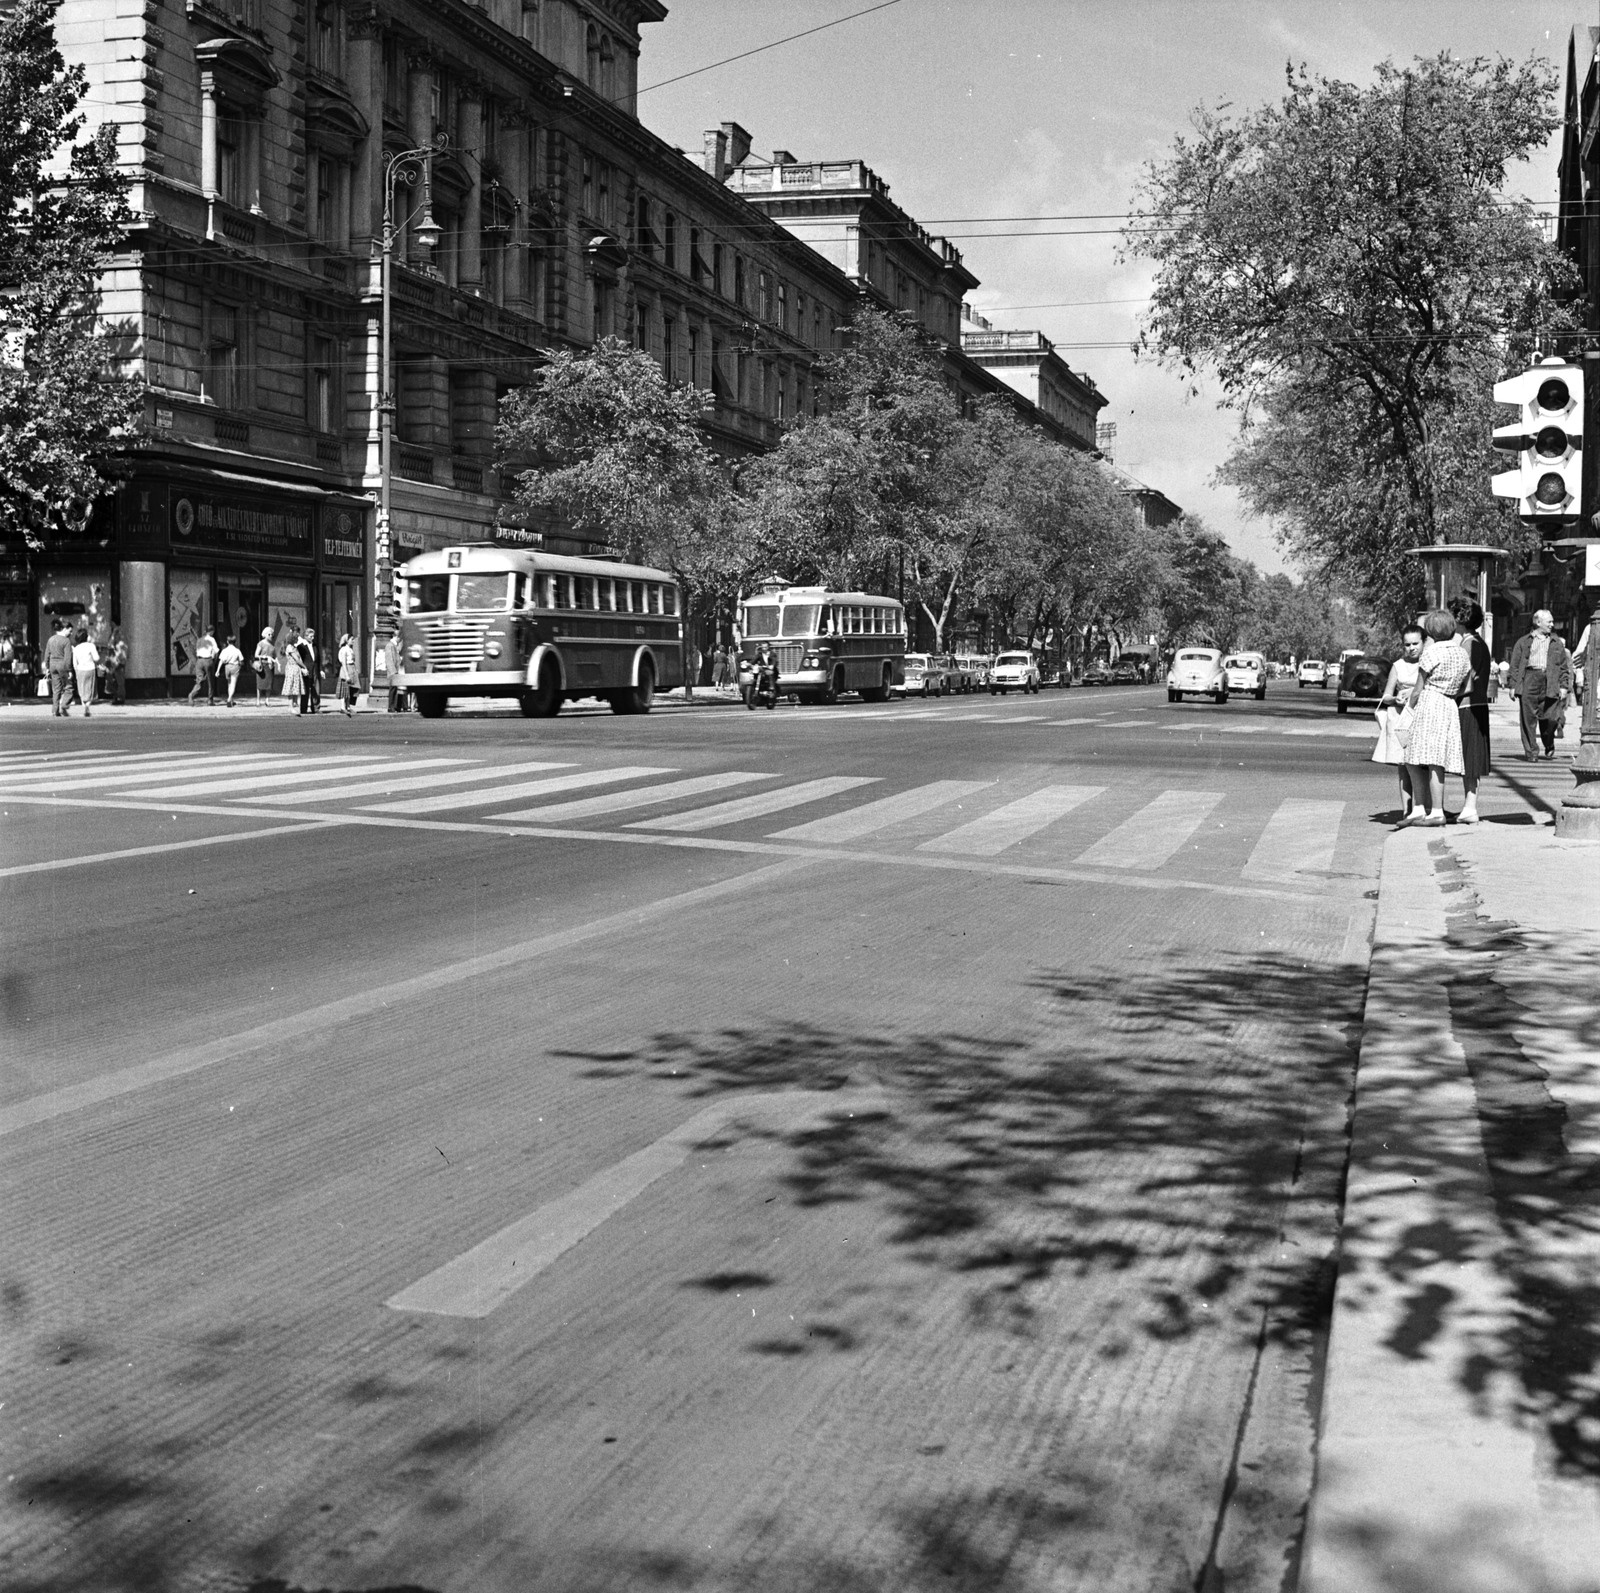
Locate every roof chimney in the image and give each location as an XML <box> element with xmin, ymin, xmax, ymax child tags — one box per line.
<box><xmin>772</xmin><ymin>149</ymin><xmax>797</xmax><ymax>165</ymax></box>
<box><xmin>703</xmin><ymin>126</ymin><xmax>728</xmax><ymax>181</ymax></box>
<box><xmin>721</xmin><ymin>121</ymin><xmax>752</xmax><ymax>170</ymax></box>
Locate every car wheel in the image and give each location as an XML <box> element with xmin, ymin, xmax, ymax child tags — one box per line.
<box><xmin>1168</xmin><ymin>690</ymin><xmax>1178</xmax><ymax>703</ymax></box>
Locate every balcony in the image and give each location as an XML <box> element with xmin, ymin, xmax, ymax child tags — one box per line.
<box><xmin>316</xmin><ymin>435</ymin><xmax>342</xmax><ymax>465</ymax></box>
<box><xmin>452</xmin><ymin>458</ymin><xmax>484</xmax><ymax>495</ymax></box>
<box><xmin>397</xmin><ymin>447</ymin><xmax>434</xmax><ymax>482</ymax></box>
<box><xmin>214</xmin><ymin>415</ymin><xmax>250</xmax><ymax>445</ymax></box>
<box><xmin>962</xmin><ymin>329</ymin><xmax>1052</xmax><ymax>354</ymax></box>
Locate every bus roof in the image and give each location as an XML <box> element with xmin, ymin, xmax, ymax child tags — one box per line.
<box><xmin>400</xmin><ymin>545</ymin><xmax>675</xmax><ymax>583</ymax></box>
<box><xmin>744</xmin><ymin>589</ymin><xmax>901</xmax><ymax>606</ymax></box>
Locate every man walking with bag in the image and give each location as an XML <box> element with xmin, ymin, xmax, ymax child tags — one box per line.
<box><xmin>1508</xmin><ymin>610</ymin><xmax>1574</xmax><ymax>761</ymax></box>
<box><xmin>44</xmin><ymin>619</ymin><xmax>74</xmax><ymax>717</ymax></box>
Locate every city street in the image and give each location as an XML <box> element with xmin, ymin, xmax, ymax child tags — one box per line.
<box><xmin>1</xmin><ymin>681</ymin><xmax>1441</xmax><ymax>1593</ymax></box>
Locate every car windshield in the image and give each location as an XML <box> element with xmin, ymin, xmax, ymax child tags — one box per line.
<box><xmin>997</xmin><ymin>653</ymin><xmax>1028</xmax><ymax>665</ymax></box>
<box><xmin>454</xmin><ymin>573</ymin><xmax>510</xmax><ymax>611</ymax></box>
<box><xmin>781</xmin><ymin>604</ymin><xmax>821</xmax><ymax>638</ymax></box>
<box><xmin>407</xmin><ymin>575</ymin><xmax>450</xmax><ymax>614</ymax></box>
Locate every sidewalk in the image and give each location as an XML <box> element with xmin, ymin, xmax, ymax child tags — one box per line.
<box><xmin>0</xmin><ymin>684</ymin><xmax>746</xmax><ymax>720</ymax></box>
<box><xmin>1305</xmin><ymin>734</ymin><xmax>1600</xmax><ymax>1591</ymax></box>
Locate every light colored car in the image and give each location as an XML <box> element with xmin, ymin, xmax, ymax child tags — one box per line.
<box><xmin>989</xmin><ymin>651</ymin><xmax>1040</xmax><ymax>694</ymax></box>
<box><xmin>1222</xmin><ymin>651</ymin><xmax>1268</xmax><ymax>700</ymax></box>
<box><xmin>1167</xmin><ymin>647</ymin><xmax>1228</xmax><ymax>703</ymax></box>
<box><xmin>1298</xmin><ymin>659</ymin><xmax>1328</xmax><ymax>689</ymax></box>
<box><xmin>955</xmin><ymin>654</ymin><xmax>990</xmax><ymax>690</ymax></box>
<box><xmin>898</xmin><ymin>652</ymin><xmax>946</xmax><ymax>697</ymax></box>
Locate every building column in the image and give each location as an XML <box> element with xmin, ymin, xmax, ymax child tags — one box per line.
<box><xmin>346</xmin><ymin>20</ymin><xmax>382</xmax><ymax>258</ymax></box>
<box><xmin>502</xmin><ymin>114</ymin><xmax>528</xmax><ymax>310</ymax></box>
<box><xmin>404</xmin><ymin>52</ymin><xmax>433</xmax><ymax>268</ymax></box>
<box><xmin>458</xmin><ymin>91</ymin><xmax>482</xmax><ymax>294</ymax></box>
<box><xmin>200</xmin><ymin>71</ymin><xmax>219</xmax><ymax>198</ymax></box>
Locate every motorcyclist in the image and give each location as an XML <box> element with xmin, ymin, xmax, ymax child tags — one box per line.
<box><xmin>746</xmin><ymin>641</ymin><xmax>779</xmax><ymax>709</ymax></box>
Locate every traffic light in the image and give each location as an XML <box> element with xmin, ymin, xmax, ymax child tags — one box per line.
<box><xmin>1492</xmin><ymin>357</ymin><xmax>1584</xmax><ymax>525</ymax></box>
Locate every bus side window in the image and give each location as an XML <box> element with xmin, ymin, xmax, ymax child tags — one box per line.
<box><xmin>598</xmin><ymin>579</ymin><xmax>615</xmax><ymax>611</ymax></box>
<box><xmin>576</xmin><ymin>577</ymin><xmax>596</xmax><ymax>609</ymax></box>
<box><xmin>648</xmin><ymin>584</ymin><xmax>663</xmax><ymax>615</ymax></box>
<box><xmin>554</xmin><ymin>576</ymin><xmax>572</xmax><ymax>610</ymax></box>
<box><xmin>664</xmin><ymin>587</ymin><xmax>678</xmax><ymax>616</ymax></box>
<box><xmin>869</xmin><ymin>608</ymin><xmax>880</xmax><ymax>635</ymax></box>
<box><xmin>631</xmin><ymin>581</ymin><xmax>646</xmax><ymax>613</ymax></box>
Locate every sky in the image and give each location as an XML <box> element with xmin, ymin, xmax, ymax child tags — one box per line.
<box><xmin>633</xmin><ymin>0</ymin><xmax>1590</xmax><ymax>577</ymax></box>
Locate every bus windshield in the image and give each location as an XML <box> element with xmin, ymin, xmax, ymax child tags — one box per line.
<box><xmin>781</xmin><ymin>604</ymin><xmax>821</xmax><ymax>637</ymax></box>
<box><xmin>407</xmin><ymin>575</ymin><xmax>450</xmax><ymax>614</ymax></box>
<box><xmin>455</xmin><ymin>573</ymin><xmax>510</xmax><ymax>611</ymax></box>
<box><xmin>744</xmin><ymin>605</ymin><xmax>780</xmax><ymax>638</ymax></box>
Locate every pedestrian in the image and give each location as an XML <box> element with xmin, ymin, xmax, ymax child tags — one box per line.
<box><xmin>253</xmin><ymin>626</ymin><xmax>275</xmax><ymax>704</ymax></box>
<box><xmin>1507</xmin><ymin>609</ymin><xmax>1574</xmax><ymax>762</ymax></box>
<box><xmin>217</xmin><ymin>634</ymin><xmax>244</xmax><ymax>706</ymax></box>
<box><xmin>301</xmin><ymin>628</ymin><xmax>322</xmax><ymax>712</ymax></box>
<box><xmin>43</xmin><ymin>619</ymin><xmax>74</xmax><ymax>717</ymax></box>
<box><xmin>281</xmin><ymin>625</ymin><xmax>308</xmax><ymax>714</ymax></box>
<box><xmin>384</xmin><ymin>631</ymin><xmax>408</xmax><ymax>713</ymax></box>
<box><xmin>337</xmin><ymin>632</ymin><xmax>359</xmax><ymax>716</ymax></box>
<box><xmin>70</xmin><ymin>625</ymin><xmax>99</xmax><ymax>718</ymax></box>
<box><xmin>712</xmin><ymin>644</ymin><xmax>727</xmax><ymax>689</ymax></box>
<box><xmin>684</xmin><ymin>642</ymin><xmax>700</xmax><ymax>701</ymax></box>
<box><xmin>1399</xmin><ymin>609</ymin><xmax>1470</xmax><ymax>828</ymax></box>
<box><xmin>188</xmin><ymin>625</ymin><xmax>218</xmax><ymax>705</ymax></box>
<box><xmin>1371</xmin><ymin>623</ymin><xmax>1424</xmax><ymax>818</ymax></box>
<box><xmin>105</xmin><ymin>628</ymin><xmax>128</xmax><ymax>705</ymax></box>
<box><xmin>1450</xmin><ymin>594</ymin><xmax>1491</xmax><ymax>825</ymax></box>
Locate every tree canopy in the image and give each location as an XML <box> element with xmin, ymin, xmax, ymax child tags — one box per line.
<box><xmin>1125</xmin><ymin>52</ymin><xmax>1574</xmax><ymax>621</ymax></box>
<box><xmin>0</xmin><ymin>0</ymin><xmax>142</xmax><ymax>555</ymax></box>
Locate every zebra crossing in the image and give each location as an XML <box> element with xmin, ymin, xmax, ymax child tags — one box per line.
<box><xmin>0</xmin><ymin>747</ymin><xmax>1355</xmax><ymax>891</ymax></box>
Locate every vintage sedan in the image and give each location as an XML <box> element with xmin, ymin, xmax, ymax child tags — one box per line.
<box><xmin>897</xmin><ymin>652</ymin><xmax>947</xmax><ymax>698</ymax></box>
<box><xmin>989</xmin><ymin>651</ymin><xmax>1041</xmax><ymax>694</ymax></box>
<box><xmin>1081</xmin><ymin>661</ymin><xmax>1115</xmax><ymax>687</ymax></box>
<box><xmin>1298</xmin><ymin>659</ymin><xmax>1329</xmax><ymax>688</ymax></box>
<box><xmin>1222</xmin><ymin>651</ymin><xmax>1269</xmax><ymax>700</ymax></box>
<box><xmin>1337</xmin><ymin>652</ymin><xmax>1392</xmax><ymax>715</ymax></box>
<box><xmin>1167</xmin><ymin>647</ymin><xmax>1229</xmax><ymax>703</ymax></box>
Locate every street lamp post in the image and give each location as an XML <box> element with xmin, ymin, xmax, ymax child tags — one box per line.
<box><xmin>373</xmin><ymin>138</ymin><xmax>445</xmax><ymax>687</ymax></box>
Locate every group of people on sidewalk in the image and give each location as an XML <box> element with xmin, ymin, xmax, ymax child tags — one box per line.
<box><xmin>40</xmin><ymin>617</ymin><xmax>128</xmax><ymax>717</ymax></box>
<box><xmin>1372</xmin><ymin>600</ymin><xmax>1585</xmax><ymax>827</ymax></box>
<box><xmin>180</xmin><ymin>626</ymin><xmax>362</xmax><ymax>716</ymax></box>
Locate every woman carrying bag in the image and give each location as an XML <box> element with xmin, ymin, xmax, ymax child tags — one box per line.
<box><xmin>336</xmin><ymin>633</ymin><xmax>359</xmax><ymax>717</ymax></box>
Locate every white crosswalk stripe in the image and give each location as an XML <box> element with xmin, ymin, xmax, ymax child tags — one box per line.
<box><xmin>500</xmin><ymin>771</ymin><xmax>772</xmax><ymax>824</ymax></box>
<box><xmin>630</xmin><ymin>776</ymin><xmax>880</xmax><ymax>832</ymax></box>
<box><xmin>918</xmin><ymin>785</ymin><xmax>1105</xmax><ymax>856</ymax></box>
<box><xmin>2</xmin><ymin>753</ymin><xmax>292</xmax><ymax>793</ymax></box>
<box><xmin>769</xmin><ymin>779</ymin><xmax>991</xmax><ymax>844</ymax></box>
<box><xmin>365</xmin><ymin>766</ymin><xmax>674</xmax><ymax>816</ymax></box>
<box><xmin>1242</xmin><ymin>799</ymin><xmax>1345</xmax><ymax>883</ymax></box>
<box><xmin>123</xmin><ymin>757</ymin><xmax>405</xmax><ymax>801</ymax></box>
<box><xmin>1074</xmin><ymin>789</ymin><xmax>1224</xmax><ymax>870</ymax></box>
<box><xmin>249</xmin><ymin>760</ymin><xmax>563</xmax><ymax>807</ymax></box>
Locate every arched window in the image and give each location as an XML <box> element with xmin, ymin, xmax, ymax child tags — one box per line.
<box><xmin>586</xmin><ymin>25</ymin><xmax>601</xmax><ymax>88</ymax></box>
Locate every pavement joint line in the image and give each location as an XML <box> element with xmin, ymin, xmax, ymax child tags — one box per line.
<box><xmin>0</xmin><ymin>818</ymin><xmax>349</xmax><ymax>879</ymax></box>
<box><xmin>386</xmin><ymin>1087</ymin><xmax>890</xmax><ymax>1318</ymax></box>
<box><xmin>0</xmin><ymin>854</ymin><xmax>824</xmax><ymax>1141</ymax></box>
<box><xmin>0</xmin><ymin>792</ymin><xmax>1345</xmax><ymax>904</ymax></box>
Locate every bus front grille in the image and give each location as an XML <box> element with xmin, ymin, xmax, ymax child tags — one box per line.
<box><xmin>774</xmin><ymin>644</ymin><xmax>804</xmax><ymax>673</ymax></box>
<box><xmin>412</xmin><ymin>616</ymin><xmax>493</xmax><ymax>671</ymax></box>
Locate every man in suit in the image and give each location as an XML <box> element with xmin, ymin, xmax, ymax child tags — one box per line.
<box><xmin>1508</xmin><ymin>609</ymin><xmax>1574</xmax><ymax>761</ymax></box>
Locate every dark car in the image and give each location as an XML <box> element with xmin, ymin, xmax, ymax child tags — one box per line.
<box><xmin>1081</xmin><ymin>662</ymin><xmax>1114</xmax><ymax>686</ymax></box>
<box><xmin>1337</xmin><ymin>652</ymin><xmax>1391</xmax><ymax>715</ymax></box>
<box><xmin>1110</xmin><ymin>661</ymin><xmax>1142</xmax><ymax>685</ymax></box>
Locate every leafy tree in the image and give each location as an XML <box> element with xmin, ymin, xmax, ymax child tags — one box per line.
<box><xmin>0</xmin><ymin>0</ymin><xmax>142</xmax><ymax>557</ymax></box>
<box><xmin>496</xmin><ymin>336</ymin><xmax>739</xmax><ymax>601</ymax></box>
<box><xmin>1125</xmin><ymin>53</ymin><xmax>1574</xmax><ymax>620</ymax></box>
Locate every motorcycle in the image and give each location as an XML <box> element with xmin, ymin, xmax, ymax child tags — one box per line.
<box><xmin>745</xmin><ymin>655</ymin><xmax>779</xmax><ymax>710</ymax></box>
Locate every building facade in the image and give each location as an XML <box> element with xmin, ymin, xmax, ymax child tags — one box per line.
<box><xmin>958</xmin><ymin>305</ymin><xmax>1105</xmax><ymax>452</ymax></box>
<box><xmin>33</xmin><ymin>0</ymin><xmax>861</xmax><ymax>695</ymax></box>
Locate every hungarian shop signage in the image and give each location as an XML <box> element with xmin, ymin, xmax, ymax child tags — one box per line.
<box><xmin>321</xmin><ymin>504</ymin><xmax>366</xmax><ymax>569</ymax></box>
<box><xmin>171</xmin><ymin>485</ymin><xmax>314</xmax><ymax>558</ymax></box>
<box><xmin>492</xmin><ymin>523</ymin><xmax>545</xmax><ymax>549</ymax></box>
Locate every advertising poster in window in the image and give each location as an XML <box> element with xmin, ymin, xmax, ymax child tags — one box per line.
<box><xmin>40</xmin><ymin>572</ymin><xmax>113</xmax><ymax>649</ymax></box>
<box><xmin>169</xmin><ymin>570</ymin><xmax>210</xmax><ymax>675</ymax></box>
<box><xmin>267</xmin><ymin>577</ymin><xmax>308</xmax><ymax>673</ymax></box>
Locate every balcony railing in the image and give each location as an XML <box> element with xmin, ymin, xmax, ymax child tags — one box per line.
<box><xmin>452</xmin><ymin>459</ymin><xmax>484</xmax><ymax>495</ymax></box>
<box><xmin>214</xmin><ymin>415</ymin><xmax>249</xmax><ymax>445</ymax></box>
<box><xmin>397</xmin><ymin>447</ymin><xmax>433</xmax><ymax>482</ymax></box>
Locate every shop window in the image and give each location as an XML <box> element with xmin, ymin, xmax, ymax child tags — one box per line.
<box><xmin>205</xmin><ymin>303</ymin><xmax>242</xmax><ymax>409</ymax></box>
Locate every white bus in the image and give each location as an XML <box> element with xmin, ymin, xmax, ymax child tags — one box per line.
<box><xmin>738</xmin><ymin>584</ymin><xmax>906</xmax><ymax>704</ymax></box>
<box><xmin>396</xmin><ymin>545</ymin><xmax>684</xmax><ymax>717</ymax></box>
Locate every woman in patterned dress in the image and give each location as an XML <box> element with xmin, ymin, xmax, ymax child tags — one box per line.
<box><xmin>1401</xmin><ymin>609</ymin><xmax>1470</xmax><ymax>828</ymax></box>
<box><xmin>1449</xmin><ymin>594</ymin><xmax>1492</xmax><ymax>825</ymax></box>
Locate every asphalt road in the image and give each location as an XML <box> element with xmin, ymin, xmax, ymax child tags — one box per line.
<box><xmin>1</xmin><ymin>680</ymin><xmax>1420</xmax><ymax>1593</ymax></box>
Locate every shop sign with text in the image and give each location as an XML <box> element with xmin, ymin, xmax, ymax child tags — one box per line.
<box><xmin>171</xmin><ymin>486</ymin><xmax>314</xmax><ymax>559</ymax></box>
<box><xmin>321</xmin><ymin>504</ymin><xmax>367</xmax><ymax>570</ymax></box>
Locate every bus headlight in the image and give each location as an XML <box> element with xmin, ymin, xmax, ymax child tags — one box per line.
<box><xmin>484</xmin><ymin>640</ymin><xmax>503</xmax><ymax>659</ymax></box>
<box><xmin>406</xmin><ymin>644</ymin><xmax>424</xmax><ymax>662</ymax></box>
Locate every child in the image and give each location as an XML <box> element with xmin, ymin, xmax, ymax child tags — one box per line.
<box><xmin>1372</xmin><ymin>625</ymin><xmax>1425</xmax><ymax>817</ymax></box>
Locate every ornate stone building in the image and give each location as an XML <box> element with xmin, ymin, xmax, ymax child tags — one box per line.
<box><xmin>36</xmin><ymin>0</ymin><xmax>859</xmax><ymax>693</ymax></box>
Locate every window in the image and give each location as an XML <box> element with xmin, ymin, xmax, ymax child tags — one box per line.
<box><xmin>313</xmin><ymin>2</ymin><xmax>339</xmax><ymax>75</ymax></box>
<box><xmin>629</xmin><ymin>580</ymin><xmax>645</xmax><ymax>612</ymax></box>
<box><xmin>713</xmin><ymin>242</ymin><xmax>723</xmax><ymax>295</ymax></box>
<box><xmin>598</xmin><ymin>161</ymin><xmax>609</xmax><ymax>225</ymax></box>
<box><xmin>663</xmin><ymin>587</ymin><xmax>678</xmax><ymax>616</ymax></box>
<box><xmin>455</xmin><ymin>573</ymin><xmax>510</xmax><ymax>611</ymax></box>
<box><xmin>575</xmin><ymin>576</ymin><xmax>598</xmax><ymax>610</ymax></box>
<box><xmin>647</xmin><ymin>584</ymin><xmax>663</xmax><ymax>615</ymax></box>
<box><xmin>634</xmin><ymin>301</ymin><xmax>648</xmax><ymax>349</ymax></box>
<box><xmin>689</xmin><ymin>227</ymin><xmax>703</xmax><ymax>283</ymax></box>
<box><xmin>664</xmin><ymin>212</ymin><xmax>677</xmax><ymax>271</ymax></box>
<box><xmin>797</xmin><ymin>376</ymin><xmax>807</xmax><ymax>417</ymax></box>
<box><xmin>582</xmin><ymin>155</ymin><xmax>593</xmax><ymax>217</ymax></box>
<box><xmin>599</xmin><ymin>578</ymin><xmax>617</xmax><ymax>611</ymax></box>
<box><xmin>662</xmin><ymin>316</ymin><xmax>675</xmax><ymax>383</ymax></box>
<box><xmin>776</xmin><ymin>371</ymin><xmax>785</xmax><ymax>423</ymax></box>
<box><xmin>552</xmin><ymin>575</ymin><xmax>572</xmax><ymax>609</ymax></box>
<box><xmin>635</xmin><ymin>196</ymin><xmax>652</xmax><ymax>256</ymax></box>
<box><xmin>592</xmin><ymin>276</ymin><xmax>611</xmax><ymax>340</ymax></box>
<box><xmin>310</xmin><ymin>337</ymin><xmax>336</xmax><ymax>432</ymax></box>
<box><xmin>733</xmin><ymin>254</ymin><xmax>745</xmax><ymax>307</ymax></box>
<box><xmin>217</xmin><ymin>110</ymin><xmax>244</xmax><ymax>207</ymax></box>
<box><xmin>758</xmin><ymin>270</ymin><xmax>769</xmax><ymax>322</ymax></box>
<box><xmin>586</xmin><ymin>24</ymin><xmax>601</xmax><ymax>88</ymax></box>
<box><xmin>777</xmin><ymin>281</ymin><xmax>787</xmax><ymax>330</ymax></box>
<box><xmin>687</xmin><ymin>325</ymin><xmax>700</xmax><ymax>387</ymax></box>
<box><xmin>520</xmin><ymin>0</ymin><xmax>538</xmax><ymax>45</ymax></box>
<box><xmin>205</xmin><ymin>304</ymin><xmax>241</xmax><ymax>408</ymax></box>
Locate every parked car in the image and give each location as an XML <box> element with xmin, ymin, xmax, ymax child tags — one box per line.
<box><xmin>1298</xmin><ymin>659</ymin><xmax>1328</xmax><ymax>689</ymax></box>
<box><xmin>898</xmin><ymin>653</ymin><xmax>946</xmax><ymax>698</ymax></box>
<box><xmin>989</xmin><ymin>651</ymin><xmax>1041</xmax><ymax>694</ymax></box>
<box><xmin>1222</xmin><ymin>651</ymin><xmax>1268</xmax><ymax>700</ymax></box>
<box><xmin>942</xmin><ymin>654</ymin><xmax>980</xmax><ymax>693</ymax></box>
<box><xmin>1110</xmin><ymin>660</ymin><xmax>1143</xmax><ymax>685</ymax></box>
<box><xmin>1081</xmin><ymin>661</ymin><xmax>1115</xmax><ymax>686</ymax></box>
<box><xmin>1168</xmin><ymin>647</ymin><xmax>1229</xmax><ymax>703</ymax></box>
<box><xmin>1337</xmin><ymin>652</ymin><xmax>1391</xmax><ymax>715</ymax></box>
<box><xmin>1037</xmin><ymin>661</ymin><xmax>1069</xmax><ymax>689</ymax></box>
<box><xmin>955</xmin><ymin>654</ymin><xmax>991</xmax><ymax>690</ymax></box>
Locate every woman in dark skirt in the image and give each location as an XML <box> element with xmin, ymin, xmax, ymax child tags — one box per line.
<box><xmin>1449</xmin><ymin>593</ymin><xmax>1491</xmax><ymax>824</ymax></box>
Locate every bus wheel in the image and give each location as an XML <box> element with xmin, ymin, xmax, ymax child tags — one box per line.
<box><xmin>822</xmin><ymin>667</ymin><xmax>843</xmax><ymax>705</ymax></box>
<box><xmin>619</xmin><ymin>659</ymin><xmax>655</xmax><ymax>714</ymax></box>
<box><xmin>522</xmin><ymin>660</ymin><xmax>562</xmax><ymax>718</ymax></box>
<box><xmin>414</xmin><ymin>691</ymin><xmax>446</xmax><ymax>719</ymax></box>
<box><xmin>861</xmin><ymin>663</ymin><xmax>892</xmax><ymax>704</ymax></box>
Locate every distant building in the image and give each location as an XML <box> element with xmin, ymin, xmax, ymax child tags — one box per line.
<box><xmin>1104</xmin><ymin>465</ymin><xmax>1184</xmax><ymax>529</ymax></box>
<box><xmin>958</xmin><ymin>304</ymin><xmax>1106</xmax><ymax>452</ymax></box>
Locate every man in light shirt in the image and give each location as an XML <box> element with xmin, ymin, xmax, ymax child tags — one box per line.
<box><xmin>188</xmin><ymin>627</ymin><xmax>219</xmax><ymax>705</ymax></box>
<box><xmin>1508</xmin><ymin>610</ymin><xmax>1574</xmax><ymax>761</ymax></box>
